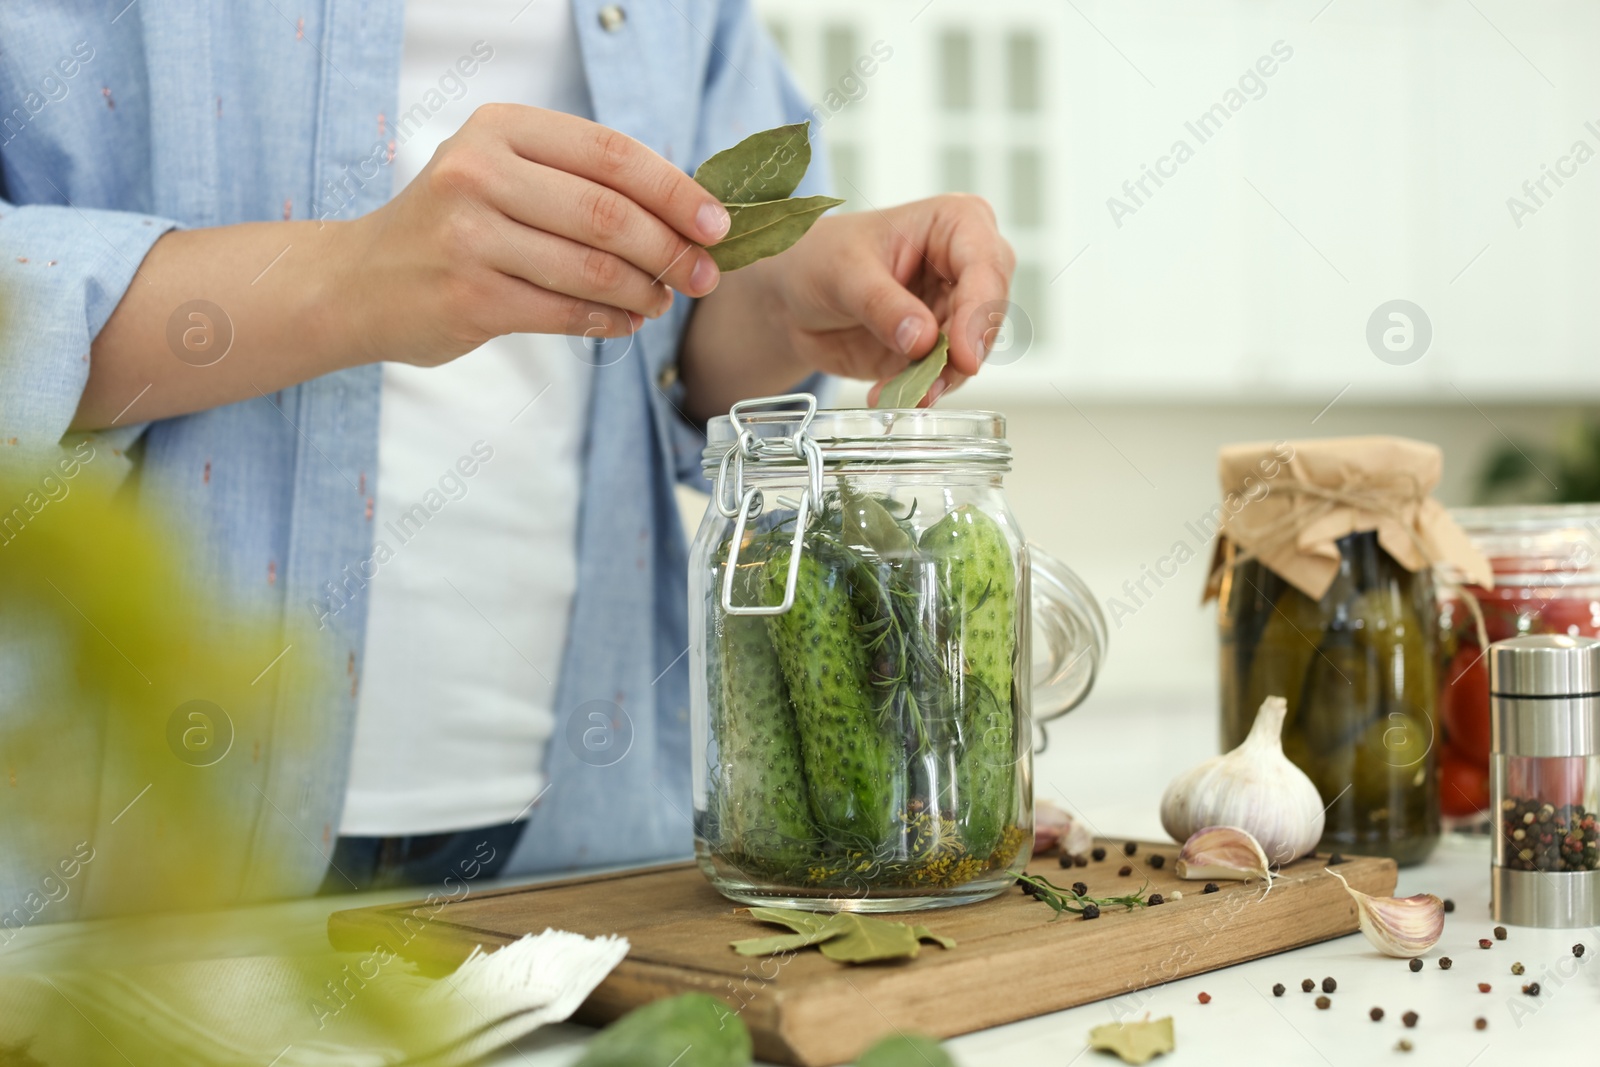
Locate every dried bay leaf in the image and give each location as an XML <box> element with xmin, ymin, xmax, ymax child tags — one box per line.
<box><xmin>1087</xmin><ymin>1017</ymin><xmax>1176</xmax><ymax>1066</ymax></box>
<box><xmin>873</xmin><ymin>332</ymin><xmax>950</xmax><ymax>409</ymax></box>
<box><xmin>706</xmin><ymin>195</ymin><xmax>846</xmax><ymax>272</ymax></box>
<box><xmin>855</xmin><ymin>1033</ymin><xmax>957</xmax><ymax>1067</ymax></box>
<box><xmin>909</xmin><ymin>925</ymin><xmax>958</xmax><ymax>950</ymax></box>
<box><xmin>814</xmin><ymin>914</ymin><xmax>921</xmax><ymax>963</ymax></box>
<box><xmin>839</xmin><ymin>484</ymin><xmax>916</xmax><ymax>558</ymax></box>
<box><xmin>694</xmin><ymin>121</ymin><xmax>812</xmax><ymax>204</ymax></box>
<box><xmin>730</xmin><ymin>909</ymin><xmax>955</xmax><ymax>965</ymax></box>
<box><xmin>574</xmin><ymin>993</ymin><xmax>751</xmax><ymax>1067</ymax></box>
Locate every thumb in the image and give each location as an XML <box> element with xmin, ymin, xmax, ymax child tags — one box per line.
<box><xmin>836</xmin><ymin>259</ymin><xmax>940</xmax><ymax>361</ymax></box>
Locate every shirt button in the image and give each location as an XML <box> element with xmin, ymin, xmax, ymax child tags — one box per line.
<box><xmin>598</xmin><ymin>4</ymin><xmax>626</xmax><ymax>31</ymax></box>
<box><xmin>656</xmin><ymin>363</ymin><xmax>679</xmax><ymax>390</ymax></box>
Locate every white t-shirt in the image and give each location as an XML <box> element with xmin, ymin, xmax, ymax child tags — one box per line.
<box><xmin>341</xmin><ymin>0</ymin><xmax>594</xmax><ymax>836</ymax></box>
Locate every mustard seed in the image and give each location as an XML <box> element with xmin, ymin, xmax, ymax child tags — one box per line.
<box><xmin>1474</xmin><ymin>1017</ymin><xmax>1487</xmax><ymax>1031</ymax></box>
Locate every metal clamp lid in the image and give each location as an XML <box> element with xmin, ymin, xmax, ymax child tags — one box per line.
<box><xmin>713</xmin><ymin>394</ymin><xmax>824</xmax><ymax>617</ymax></box>
<box><xmin>1489</xmin><ymin>634</ymin><xmax>1600</xmax><ymax>698</ymax></box>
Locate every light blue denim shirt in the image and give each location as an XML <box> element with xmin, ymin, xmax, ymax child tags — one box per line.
<box><xmin>0</xmin><ymin>0</ymin><xmax>825</xmax><ymax>913</ymax></box>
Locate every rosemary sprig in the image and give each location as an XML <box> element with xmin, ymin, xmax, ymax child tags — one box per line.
<box><xmin>1015</xmin><ymin>873</ymin><xmax>1152</xmax><ymax>921</ymax></box>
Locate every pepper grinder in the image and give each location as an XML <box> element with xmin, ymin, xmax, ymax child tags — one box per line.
<box><xmin>1490</xmin><ymin>634</ymin><xmax>1600</xmax><ymax>927</ymax></box>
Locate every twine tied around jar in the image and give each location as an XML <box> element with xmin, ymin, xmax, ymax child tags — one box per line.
<box><xmin>1204</xmin><ymin>436</ymin><xmax>1494</xmax><ymax>654</ymax></box>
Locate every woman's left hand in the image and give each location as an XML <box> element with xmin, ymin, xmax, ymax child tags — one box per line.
<box><xmin>679</xmin><ymin>194</ymin><xmax>1014</xmax><ymax>418</ymax></box>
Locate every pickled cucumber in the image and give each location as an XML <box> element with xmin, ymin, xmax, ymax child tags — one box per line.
<box><xmin>921</xmin><ymin>505</ymin><xmax>1017</xmax><ymax>858</ymax></box>
<box><xmin>715</xmin><ymin>609</ymin><xmax>818</xmax><ymax>873</ymax></box>
<box><xmin>764</xmin><ymin>546</ymin><xmax>898</xmax><ymax>848</ymax></box>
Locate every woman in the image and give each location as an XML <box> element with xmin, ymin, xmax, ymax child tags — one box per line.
<box><xmin>0</xmin><ymin>0</ymin><xmax>1012</xmax><ymax>901</ymax></box>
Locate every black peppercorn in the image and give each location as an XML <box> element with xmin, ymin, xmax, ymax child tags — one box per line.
<box><xmin>1203</xmin><ymin>882</ymin><xmax>1219</xmax><ymax>894</ymax></box>
<box><xmin>1474</xmin><ymin>1017</ymin><xmax>1487</xmax><ymax>1031</ymax></box>
<box><xmin>1402</xmin><ymin>1011</ymin><xmax>1418</xmax><ymax>1028</ymax></box>
<box><xmin>1075</xmin><ymin>854</ymin><xmax>1089</xmax><ymax>868</ymax></box>
<box><xmin>1118</xmin><ymin>864</ymin><xmax>1133</xmax><ymax>877</ymax></box>
<box><xmin>1321</xmin><ymin>977</ymin><xmax>1336</xmax><ymax>993</ymax></box>
<box><xmin>1149</xmin><ymin>854</ymin><xmax>1165</xmax><ymax>869</ymax></box>
<box><xmin>1575</xmin><ymin>944</ymin><xmax>1587</xmax><ymax>958</ymax></box>
<box><xmin>1148</xmin><ymin>893</ymin><xmax>1164</xmax><ymax>906</ymax></box>
<box><xmin>1408</xmin><ymin>958</ymin><xmax>1423</xmax><ymax>972</ymax></box>
<box><xmin>1326</xmin><ymin>853</ymin><xmax>1346</xmax><ymax>865</ymax></box>
<box><xmin>1124</xmin><ymin>841</ymin><xmax>1138</xmax><ymax>856</ymax></box>
<box><xmin>1315</xmin><ymin>995</ymin><xmax>1330</xmax><ymax>1010</ymax></box>
<box><xmin>1493</xmin><ymin>926</ymin><xmax>1507</xmax><ymax>941</ymax></box>
<box><xmin>1439</xmin><ymin>957</ymin><xmax>1453</xmax><ymax>970</ymax></box>
<box><xmin>1091</xmin><ymin>846</ymin><xmax>1106</xmax><ymax>861</ymax></box>
<box><xmin>1522</xmin><ymin>982</ymin><xmax>1540</xmax><ymax>996</ymax></box>
<box><xmin>1443</xmin><ymin>898</ymin><xmax>1456</xmax><ymax>913</ymax></box>
<box><xmin>1272</xmin><ymin>983</ymin><xmax>1286</xmax><ymax>997</ymax></box>
<box><xmin>1081</xmin><ymin>903</ymin><xmax>1101</xmax><ymax>920</ymax></box>
<box><xmin>1301</xmin><ymin>979</ymin><xmax>1314</xmax><ymax>992</ymax></box>
<box><xmin>1058</xmin><ymin>853</ymin><xmax>1073</xmax><ymax>868</ymax></box>
<box><xmin>1369</xmin><ymin>1007</ymin><xmax>1384</xmax><ymax>1021</ymax></box>
<box><xmin>1511</xmin><ymin>962</ymin><xmax>1525</xmax><ymax>975</ymax></box>
<box><xmin>1071</xmin><ymin>881</ymin><xmax>1088</xmax><ymax>896</ymax></box>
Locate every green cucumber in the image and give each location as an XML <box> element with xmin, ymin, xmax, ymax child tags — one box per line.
<box><xmin>715</xmin><ymin>600</ymin><xmax>818</xmax><ymax>873</ymax></box>
<box><xmin>920</xmin><ymin>505</ymin><xmax>1018</xmax><ymax>859</ymax></box>
<box><xmin>764</xmin><ymin>546</ymin><xmax>898</xmax><ymax>849</ymax></box>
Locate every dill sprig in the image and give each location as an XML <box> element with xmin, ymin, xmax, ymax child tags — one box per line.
<box><xmin>1015</xmin><ymin>872</ymin><xmax>1152</xmax><ymax>921</ymax></box>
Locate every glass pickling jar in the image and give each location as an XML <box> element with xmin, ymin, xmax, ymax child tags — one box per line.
<box><xmin>689</xmin><ymin>395</ymin><xmax>1106</xmax><ymax>911</ymax></box>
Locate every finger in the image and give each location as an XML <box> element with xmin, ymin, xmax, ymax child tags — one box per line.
<box><xmin>830</xmin><ymin>253</ymin><xmax>942</xmax><ymax>362</ymax></box>
<box><xmin>943</xmin><ymin>233</ymin><xmax>1015</xmax><ymax>376</ymax></box>
<box><xmin>492</xmin><ymin>162</ymin><xmax>720</xmax><ymax>299</ymax></box>
<box><xmin>491</xmin><ymin>106</ymin><xmax>732</xmax><ymax>245</ymax></box>
<box><xmin>477</xmin><ymin>271</ymin><xmax>643</xmax><ymax>341</ymax></box>
<box><xmin>479</xmin><ymin>222</ymin><xmax>674</xmax><ymax>319</ymax></box>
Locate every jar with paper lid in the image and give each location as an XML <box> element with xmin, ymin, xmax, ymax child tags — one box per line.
<box><xmin>1489</xmin><ymin>635</ymin><xmax>1600</xmax><ymax>927</ymax></box>
<box><xmin>689</xmin><ymin>394</ymin><xmax>1107</xmax><ymax>910</ymax></box>
<box><xmin>1210</xmin><ymin>436</ymin><xmax>1492</xmax><ymax>866</ymax></box>
<box><xmin>1435</xmin><ymin>505</ymin><xmax>1600</xmax><ymax>819</ymax></box>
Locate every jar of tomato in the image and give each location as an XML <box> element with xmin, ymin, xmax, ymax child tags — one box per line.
<box><xmin>1437</xmin><ymin>505</ymin><xmax>1600</xmax><ymax>819</ymax></box>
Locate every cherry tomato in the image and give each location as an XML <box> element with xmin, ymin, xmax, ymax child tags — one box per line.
<box><xmin>1439</xmin><ymin>745</ymin><xmax>1490</xmax><ymax>817</ymax></box>
<box><xmin>1439</xmin><ymin>644</ymin><xmax>1492</xmax><ymax>765</ymax></box>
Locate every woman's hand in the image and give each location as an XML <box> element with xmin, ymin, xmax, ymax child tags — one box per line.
<box><xmin>78</xmin><ymin>106</ymin><xmax>733</xmax><ymax>429</ymax></box>
<box><xmin>679</xmin><ymin>194</ymin><xmax>1014</xmax><ymax>419</ymax></box>
<box><xmin>343</xmin><ymin>105</ymin><xmax>731</xmax><ymax>367</ymax></box>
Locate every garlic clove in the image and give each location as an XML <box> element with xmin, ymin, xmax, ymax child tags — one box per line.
<box><xmin>1174</xmin><ymin>826</ymin><xmax>1273</xmax><ymax>887</ymax></box>
<box><xmin>1328</xmin><ymin>868</ymin><xmax>1444</xmax><ymax>958</ymax></box>
<box><xmin>1159</xmin><ymin>696</ymin><xmax>1326</xmax><ymax>866</ymax></box>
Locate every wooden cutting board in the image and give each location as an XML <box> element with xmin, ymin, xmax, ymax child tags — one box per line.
<box><xmin>327</xmin><ymin>840</ymin><xmax>1395</xmax><ymax>1066</ymax></box>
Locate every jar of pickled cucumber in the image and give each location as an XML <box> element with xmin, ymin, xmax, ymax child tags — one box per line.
<box><xmin>690</xmin><ymin>394</ymin><xmax>1107</xmax><ymax>911</ymax></box>
<box><xmin>1208</xmin><ymin>437</ymin><xmax>1491</xmax><ymax>867</ymax></box>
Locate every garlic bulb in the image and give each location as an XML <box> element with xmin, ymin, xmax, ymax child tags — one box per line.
<box><xmin>1175</xmin><ymin>826</ymin><xmax>1273</xmax><ymax>887</ymax></box>
<box><xmin>1159</xmin><ymin>696</ymin><xmax>1325</xmax><ymax>864</ymax></box>
<box><xmin>1328</xmin><ymin>869</ymin><xmax>1444</xmax><ymax>958</ymax></box>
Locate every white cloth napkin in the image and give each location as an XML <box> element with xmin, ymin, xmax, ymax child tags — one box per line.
<box><xmin>0</xmin><ymin>928</ymin><xmax>628</xmax><ymax>1067</ymax></box>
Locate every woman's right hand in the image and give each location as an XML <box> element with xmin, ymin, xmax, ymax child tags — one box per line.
<box><xmin>339</xmin><ymin>104</ymin><xmax>732</xmax><ymax>367</ymax></box>
<box><xmin>75</xmin><ymin>106</ymin><xmax>733</xmax><ymax>431</ymax></box>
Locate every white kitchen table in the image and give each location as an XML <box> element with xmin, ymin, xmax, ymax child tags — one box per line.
<box><xmin>3</xmin><ymin>696</ymin><xmax>1592</xmax><ymax>1066</ymax></box>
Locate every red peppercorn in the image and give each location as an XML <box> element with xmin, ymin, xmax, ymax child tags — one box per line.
<box><xmin>1479</xmin><ymin>938</ymin><xmax>1493</xmax><ymax>949</ymax></box>
<box><xmin>1198</xmin><ymin>992</ymin><xmax>1211</xmax><ymax>1004</ymax></box>
<box><xmin>1478</xmin><ymin>983</ymin><xmax>1491</xmax><ymax>993</ymax></box>
<box><xmin>1118</xmin><ymin>865</ymin><xmax>1133</xmax><ymax>877</ymax></box>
